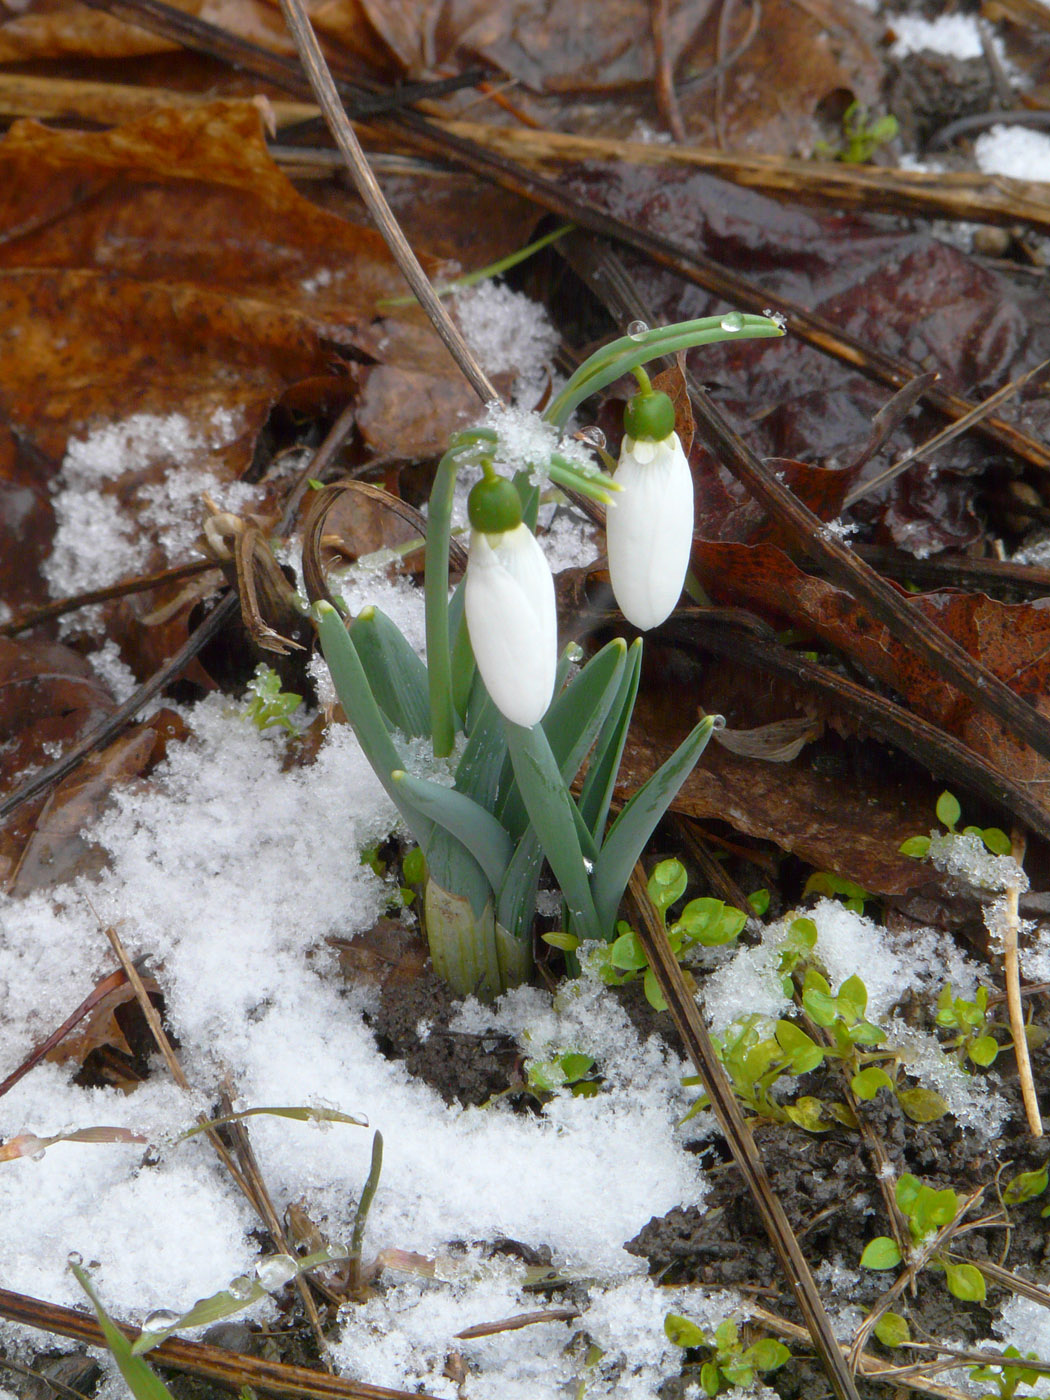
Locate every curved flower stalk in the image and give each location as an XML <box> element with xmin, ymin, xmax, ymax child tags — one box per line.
<box><xmin>313</xmin><ymin>312</ymin><xmax>784</xmax><ymax>997</ymax></box>
<box><xmin>606</xmin><ymin>386</ymin><xmax>694</xmax><ymax>630</ymax></box>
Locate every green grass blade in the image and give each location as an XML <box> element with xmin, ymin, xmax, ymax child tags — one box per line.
<box><xmin>349</xmin><ymin>606</ymin><xmax>429</xmax><ymax>737</ymax></box>
<box><xmin>71</xmin><ymin>1263</ymin><xmax>176</xmax><ymax>1398</ymax></box>
<box><xmin>448</xmin><ymin>580</ymin><xmax>476</xmax><ymax>724</ymax></box>
<box><xmin>579</xmin><ymin>638</ymin><xmax>642</xmax><ymax>840</ymax></box>
<box><xmin>425</xmin><ymin>447</ymin><xmax>467</xmax><ymax>755</ymax></box>
<box><xmin>592</xmin><ymin>716</ymin><xmax>718</xmax><ymax>933</ymax></box>
<box><xmin>504</xmin><ymin>720</ymin><xmax>602</xmax><ymax>941</ymax></box>
<box><xmin>393</xmin><ymin>770</ymin><xmax>513</xmax><ymax>891</ymax></box>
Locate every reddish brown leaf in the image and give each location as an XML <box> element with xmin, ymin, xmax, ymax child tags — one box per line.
<box><xmin>692</xmin><ymin>539</ymin><xmax>1050</xmax><ymax>819</ymax></box>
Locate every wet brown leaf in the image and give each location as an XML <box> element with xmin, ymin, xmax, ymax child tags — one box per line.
<box><xmin>46</xmin><ymin>972</ymin><xmax>163</xmax><ymax>1071</ymax></box>
<box><xmin>0</xmin><ymin>637</ymin><xmax>115</xmax><ymax>789</ymax></box>
<box><xmin>692</xmin><ymin>539</ymin><xmax>1050</xmax><ymax>820</ymax></box>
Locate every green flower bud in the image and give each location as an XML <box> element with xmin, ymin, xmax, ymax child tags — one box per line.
<box><xmin>467</xmin><ymin>475</ymin><xmax>522</xmax><ymax>534</ymax></box>
<box><xmin>623</xmin><ymin>390</ymin><xmax>675</xmax><ymax>443</ymax></box>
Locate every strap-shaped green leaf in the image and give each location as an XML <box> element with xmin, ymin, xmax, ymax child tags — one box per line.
<box><xmin>393</xmin><ymin>770</ymin><xmax>512</xmax><ymax>892</ymax></box>
<box><xmin>424</xmin><ymin>824</ymin><xmax>493</xmax><ymax>921</ymax></box>
<box><xmin>448</xmin><ymin>579</ymin><xmax>475</xmax><ymax>725</ymax></box>
<box><xmin>424</xmin><ymin>870</ymin><xmax>503</xmax><ymax>996</ymax></box>
<box><xmin>499</xmin><ymin>640</ymin><xmax>627</xmax><ymax>839</ymax></box>
<box><xmin>496</xmin><ymin>830</ymin><xmax>544</xmax><ymax>937</ymax></box>
<box><xmin>455</xmin><ymin>691</ymin><xmax>508</xmax><ymax>810</ymax></box>
<box><xmin>349</xmin><ymin>606</ymin><xmax>429</xmax><ymax>737</ymax></box>
<box><xmin>504</xmin><ymin>720</ymin><xmax>602</xmax><ymax>941</ymax></box>
<box><xmin>592</xmin><ymin>716</ymin><xmax>718</xmax><ymax>933</ymax></box>
<box><xmin>579</xmin><ymin>638</ymin><xmax>642</xmax><ymax>840</ymax></box>
<box><xmin>314</xmin><ymin>601</ymin><xmax>433</xmax><ymax>848</ymax></box>
<box><xmin>71</xmin><ymin>1263</ymin><xmax>176</xmax><ymax>1400</ymax></box>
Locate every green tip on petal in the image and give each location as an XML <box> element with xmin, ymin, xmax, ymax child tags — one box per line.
<box><xmin>468</xmin><ymin>475</ymin><xmax>523</xmax><ymax>534</ymax></box>
<box><xmin>624</xmin><ymin>390</ymin><xmax>675</xmax><ymax>442</ymax></box>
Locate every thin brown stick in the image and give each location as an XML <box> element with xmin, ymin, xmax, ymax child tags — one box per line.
<box><xmin>99</xmin><ymin>916</ymin><xmax>335</xmax><ymax>1348</ymax></box>
<box><xmin>0</xmin><ymin>561</ymin><xmax>218</xmax><ymax>637</ymax></box>
<box><xmin>1002</xmin><ymin>831</ymin><xmax>1042</xmax><ymax>1136</ymax></box>
<box><xmin>651</xmin><ymin>0</ymin><xmax>686</xmax><ymax>141</ymax></box>
<box><xmin>0</xmin><ymin>1287</ymin><xmax>439</xmax><ymax>1400</ymax></box>
<box><xmin>844</xmin><ymin>357</ymin><xmax>1050</xmax><ymax>507</ymax></box>
<box><xmin>747</xmin><ymin>1304</ymin><xmax>972</xmax><ymax>1400</ymax></box>
<box><xmin>275</xmin><ymin>0</ymin><xmax>497</xmax><ymax>406</ymax></box>
<box><xmin>454</xmin><ymin>1308</ymin><xmax>579</xmax><ymax>1339</ymax></box>
<box><xmin>627</xmin><ymin>865</ymin><xmax>862</xmax><ymax>1400</ymax></box>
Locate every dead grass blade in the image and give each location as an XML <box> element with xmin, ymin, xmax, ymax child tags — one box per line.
<box><xmin>626</xmin><ymin>865</ymin><xmax>862</xmax><ymax>1400</ymax></box>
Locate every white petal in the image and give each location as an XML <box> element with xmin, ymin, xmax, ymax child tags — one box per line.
<box><xmin>465</xmin><ymin>524</ymin><xmax>557</xmax><ymax>726</ymax></box>
<box><xmin>606</xmin><ymin>432</ymin><xmax>694</xmax><ymax>630</ymax></box>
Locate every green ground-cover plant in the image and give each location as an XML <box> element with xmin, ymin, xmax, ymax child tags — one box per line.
<box><xmin>814</xmin><ymin>101</ymin><xmax>899</xmax><ymax>163</ymax></box>
<box><xmin>663</xmin><ymin>1314</ymin><xmax>791</xmax><ymax>1395</ymax></box>
<box><xmin>314</xmin><ymin>314</ymin><xmax>785</xmax><ymax>997</ymax></box>
<box><xmin>970</xmin><ymin>1347</ymin><xmax>1050</xmax><ymax>1400</ymax></box>
<box><xmin>545</xmin><ymin>857</ymin><xmax>750</xmax><ymax>1010</ymax></box>
<box><xmin>860</xmin><ymin>1173</ymin><xmax>986</xmax><ymax>1302</ymax></box>
<box><xmin>900</xmin><ymin>790</ymin><xmax>1011</xmax><ymax>861</ymax></box>
<box><xmin>684</xmin><ymin>923</ymin><xmax>948</xmax><ymax>1131</ymax></box>
<box><xmin>243</xmin><ymin>662</ymin><xmax>303</xmax><ymax>733</ymax></box>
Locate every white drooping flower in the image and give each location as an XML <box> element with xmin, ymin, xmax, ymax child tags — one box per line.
<box><xmin>606</xmin><ymin>428</ymin><xmax>694</xmax><ymax>631</ymax></box>
<box><xmin>465</xmin><ymin>522</ymin><xmax>557</xmax><ymax>727</ymax></box>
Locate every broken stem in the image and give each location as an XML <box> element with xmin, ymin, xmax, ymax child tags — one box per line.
<box><xmin>1004</xmin><ymin>829</ymin><xmax>1042</xmax><ymax>1137</ymax></box>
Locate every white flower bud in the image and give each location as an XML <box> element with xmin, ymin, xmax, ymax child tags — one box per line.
<box><xmin>606</xmin><ymin>431</ymin><xmax>694</xmax><ymax>630</ymax></box>
<box><xmin>465</xmin><ymin>523</ymin><xmax>557</xmax><ymax>727</ymax></box>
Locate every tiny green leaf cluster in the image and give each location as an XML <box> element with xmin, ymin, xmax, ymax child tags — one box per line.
<box><xmin>814</xmin><ymin>101</ymin><xmax>899</xmax><ymax>163</ymax></box>
<box><xmin>525</xmin><ymin>1050</ymin><xmax>598</xmax><ymax>1097</ymax></box>
<box><xmin>243</xmin><ymin>663</ymin><xmax>302</xmax><ymax>733</ymax></box>
<box><xmin>970</xmin><ymin>1346</ymin><xmax>1050</xmax><ymax>1400</ymax></box>
<box><xmin>802</xmin><ymin>870</ymin><xmax>871</xmax><ymax>914</ymax></box>
<box><xmin>685</xmin><ymin>931</ymin><xmax>948</xmax><ymax>1132</ymax></box>
<box><xmin>663</xmin><ymin>1315</ymin><xmax>790</xmax><ymax>1395</ymax></box>
<box><xmin>935</xmin><ymin>984</ymin><xmax>1046</xmax><ymax>1070</ymax></box>
<box><xmin>900</xmin><ymin>790</ymin><xmax>1011</xmax><ymax>860</ymax></box>
<box><xmin>548</xmin><ymin>859</ymin><xmax>748</xmax><ymax>1011</ymax></box>
<box><xmin>860</xmin><ymin>1173</ymin><xmax>986</xmax><ymax>1302</ymax></box>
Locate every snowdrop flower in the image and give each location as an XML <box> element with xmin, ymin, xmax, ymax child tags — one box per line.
<box><xmin>464</xmin><ymin>470</ymin><xmax>557</xmax><ymax>727</ymax></box>
<box><xmin>606</xmin><ymin>388</ymin><xmax>694</xmax><ymax>631</ymax></box>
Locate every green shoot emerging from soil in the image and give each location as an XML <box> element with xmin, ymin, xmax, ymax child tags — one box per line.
<box><xmin>663</xmin><ymin>1314</ymin><xmax>791</xmax><ymax>1395</ymax></box>
<box><xmin>860</xmin><ymin>1172</ymin><xmax>986</xmax><ymax>1302</ymax></box>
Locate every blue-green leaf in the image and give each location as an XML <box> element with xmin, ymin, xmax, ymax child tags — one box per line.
<box><xmin>349</xmin><ymin>606</ymin><xmax>429</xmax><ymax>737</ymax></box>
<box><xmin>578</xmin><ymin>638</ymin><xmax>643</xmax><ymax>842</ymax></box>
<box><xmin>592</xmin><ymin>717</ymin><xmax>718</xmax><ymax>933</ymax></box>
<box><xmin>504</xmin><ymin>720</ymin><xmax>602</xmax><ymax>941</ymax></box>
<box><xmin>314</xmin><ymin>602</ymin><xmax>432</xmax><ymax>848</ymax></box>
<box><xmin>393</xmin><ymin>770</ymin><xmax>512</xmax><ymax>892</ymax></box>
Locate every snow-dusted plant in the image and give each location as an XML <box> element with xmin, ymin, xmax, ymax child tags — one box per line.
<box><xmin>314</xmin><ymin>315</ymin><xmax>784</xmax><ymax>997</ymax></box>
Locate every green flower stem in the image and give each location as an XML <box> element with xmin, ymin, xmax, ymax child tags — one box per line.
<box><xmin>425</xmin><ymin>445</ymin><xmax>469</xmax><ymax>756</ymax></box>
<box><xmin>631</xmin><ymin>364</ymin><xmax>653</xmax><ymax>394</ymax></box>
<box><xmin>545</xmin><ymin>316</ymin><xmax>784</xmax><ymax>428</ymax></box>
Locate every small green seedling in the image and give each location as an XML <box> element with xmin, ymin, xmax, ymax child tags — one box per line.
<box><xmin>525</xmin><ymin>1051</ymin><xmax>598</xmax><ymax>1097</ymax></box>
<box><xmin>243</xmin><ymin>663</ymin><xmax>303</xmax><ymax>733</ymax></box>
<box><xmin>935</xmin><ymin>984</ymin><xmax>1046</xmax><ymax>1070</ymax></box>
<box><xmin>802</xmin><ymin>871</ymin><xmax>871</xmax><ymax>915</ymax></box>
<box><xmin>970</xmin><ymin>1346</ymin><xmax>1050</xmax><ymax>1400</ymax></box>
<box><xmin>1001</xmin><ymin>1164</ymin><xmax>1050</xmax><ymax>1216</ymax></box>
<box><xmin>815</xmin><ymin>101</ymin><xmax>899</xmax><ymax>163</ymax></box>
<box><xmin>860</xmin><ymin>1172</ymin><xmax>986</xmax><ymax>1302</ymax></box>
<box><xmin>900</xmin><ymin>791</ymin><xmax>1011</xmax><ymax>860</ymax></box>
<box><xmin>547</xmin><ymin>858</ymin><xmax>748</xmax><ymax>1011</ymax></box>
<box><xmin>664</xmin><ymin>1314</ymin><xmax>790</xmax><ymax>1395</ymax></box>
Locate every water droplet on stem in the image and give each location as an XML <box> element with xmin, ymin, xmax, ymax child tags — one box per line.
<box><xmin>720</xmin><ymin>312</ymin><xmax>745</xmax><ymax>332</ymax></box>
<box><xmin>255</xmin><ymin>1254</ymin><xmax>298</xmax><ymax>1291</ymax></box>
<box><xmin>626</xmin><ymin>320</ymin><xmax>649</xmax><ymax>341</ymax></box>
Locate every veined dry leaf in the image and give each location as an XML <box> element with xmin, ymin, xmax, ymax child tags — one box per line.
<box><xmin>46</xmin><ymin>973</ymin><xmax>163</xmax><ymax>1071</ymax></box>
<box><xmin>0</xmin><ymin>1125</ymin><xmax>148</xmax><ymax>1162</ymax></box>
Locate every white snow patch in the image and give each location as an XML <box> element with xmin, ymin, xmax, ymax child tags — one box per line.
<box><xmin>44</xmin><ymin>410</ymin><xmax>260</xmax><ymax>601</ymax></box>
<box><xmin>975</xmin><ymin>124</ymin><xmax>1050</xmax><ymax>183</ymax></box>
<box><xmin>454</xmin><ymin>282</ymin><xmax>560</xmax><ymax>409</ymax></box>
<box><xmin>890</xmin><ymin>14</ymin><xmax>986</xmax><ymax>60</ymax></box>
